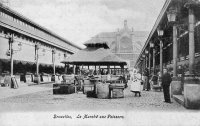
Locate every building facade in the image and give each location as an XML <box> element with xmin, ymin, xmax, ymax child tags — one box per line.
<box><xmin>0</xmin><ymin>3</ymin><xmax>81</xmax><ymax>76</ymax></box>
<box><xmin>84</xmin><ymin>20</ymin><xmax>148</xmax><ymax>69</ymax></box>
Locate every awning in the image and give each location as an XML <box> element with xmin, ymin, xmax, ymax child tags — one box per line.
<box><xmin>0</xmin><ymin>58</ymin><xmax>35</xmax><ymax>65</ymax></box>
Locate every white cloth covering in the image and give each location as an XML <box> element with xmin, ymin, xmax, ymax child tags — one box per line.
<box><xmin>130</xmin><ymin>79</ymin><xmax>142</xmax><ymax>92</ymax></box>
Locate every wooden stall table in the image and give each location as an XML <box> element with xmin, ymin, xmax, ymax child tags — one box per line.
<box><xmin>83</xmin><ymin>79</ymin><xmax>94</xmax><ymax>94</ymax></box>
<box><xmin>109</xmin><ymin>83</ymin><xmax>125</xmax><ymax>98</ymax></box>
<box><xmin>106</xmin><ymin>79</ymin><xmax>122</xmax><ymax>84</ymax></box>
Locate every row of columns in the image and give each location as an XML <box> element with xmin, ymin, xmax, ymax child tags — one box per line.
<box><xmin>35</xmin><ymin>46</ymin><xmax>57</xmax><ymax>77</ymax></box>
<box><xmin>141</xmin><ymin>4</ymin><xmax>196</xmax><ymax>77</ymax></box>
<box><xmin>7</xmin><ymin>35</ymin><xmax>61</xmax><ymax>78</ymax></box>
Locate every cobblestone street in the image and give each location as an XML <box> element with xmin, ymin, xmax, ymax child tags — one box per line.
<box><xmin>0</xmin><ymin>84</ymin><xmax>190</xmax><ymax>112</ymax></box>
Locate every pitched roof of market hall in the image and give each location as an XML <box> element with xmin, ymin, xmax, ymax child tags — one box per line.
<box><xmin>61</xmin><ymin>47</ymin><xmax>127</xmax><ymax>65</ymax></box>
<box><xmin>0</xmin><ymin>3</ymin><xmax>82</xmax><ymax>50</ymax></box>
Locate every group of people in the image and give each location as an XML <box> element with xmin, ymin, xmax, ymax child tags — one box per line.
<box><xmin>130</xmin><ymin>68</ymin><xmax>173</xmax><ymax>103</ymax></box>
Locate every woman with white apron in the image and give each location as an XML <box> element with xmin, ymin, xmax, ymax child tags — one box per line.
<box><xmin>130</xmin><ymin>72</ymin><xmax>142</xmax><ymax>97</ymax></box>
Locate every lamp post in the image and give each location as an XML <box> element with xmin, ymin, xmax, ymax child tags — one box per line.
<box><xmin>148</xmin><ymin>46</ymin><xmax>151</xmax><ymax>75</ymax></box>
<box><xmin>9</xmin><ymin>34</ymin><xmax>14</xmax><ymax>77</ymax></box>
<box><xmin>141</xmin><ymin>54</ymin><xmax>145</xmax><ymax>79</ymax></box>
<box><xmin>150</xmin><ymin>41</ymin><xmax>155</xmax><ymax>75</ymax></box>
<box><xmin>166</xmin><ymin>6</ymin><xmax>184</xmax><ymax>96</ymax></box>
<box><xmin>145</xmin><ymin>49</ymin><xmax>148</xmax><ymax>69</ymax></box>
<box><xmin>6</xmin><ymin>34</ymin><xmax>22</xmax><ymax>77</ymax></box>
<box><xmin>52</xmin><ymin>49</ymin><xmax>56</xmax><ymax>76</ymax></box>
<box><xmin>167</xmin><ymin>6</ymin><xmax>178</xmax><ymax>77</ymax></box>
<box><xmin>35</xmin><ymin>43</ymin><xmax>40</xmax><ymax>76</ymax></box>
<box><xmin>64</xmin><ymin>52</ymin><xmax>68</xmax><ymax>74</ymax></box>
<box><xmin>35</xmin><ymin>43</ymin><xmax>45</xmax><ymax>84</ymax></box>
<box><xmin>157</xmin><ymin>27</ymin><xmax>164</xmax><ymax>77</ymax></box>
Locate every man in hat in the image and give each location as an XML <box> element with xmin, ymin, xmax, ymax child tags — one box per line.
<box><xmin>143</xmin><ymin>68</ymin><xmax>149</xmax><ymax>91</ymax></box>
<box><xmin>161</xmin><ymin>68</ymin><xmax>172</xmax><ymax>103</ymax></box>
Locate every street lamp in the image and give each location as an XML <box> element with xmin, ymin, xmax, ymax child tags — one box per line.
<box><xmin>167</xmin><ymin>6</ymin><xmax>178</xmax><ymax>77</ymax></box>
<box><xmin>52</xmin><ymin>49</ymin><xmax>56</xmax><ymax>75</ymax></box>
<box><xmin>35</xmin><ymin>43</ymin><xmax>40</xmax><ymax>76</ymax></box>
<box><xmin>142</xmin><ymin>54</ymin><xmax>145</xmax><ymax>58</ymax></box>
<box><xmin>167</xmin><ymin>7</ymin><xmax>177</xmax><ymax>23</ymax></box>
<box><xmin>5</xmin><ymin>34</ymin><xmax>22</xmax><ymax>76</ymax></box>
<box><xmin>145</xmin><ymin>49</ymin><xmax>149</xmax><ymax>54</ymax></box>
<box><xmin>150</xmin><ymin>41</ymin><xmax>154</xmax><ymax>48</ymax></box>
<box><xmin>35</xmin><ymin>43</ymin><xmax>46</xmax><ymax>84</ymax></box>
<box><xmin>157</xmin><ymin>27</ymin><xmax>164</xmax><ymax>37</ymax></box>
<box><xmin>150</xmin><ymin>41</ymin><xmax>156</xmax><ymax>75</ymax></box>
<box><xmin>157</xmin><ymin>27</ymin><xmax>164</xmax><ymax>77</ymax></box>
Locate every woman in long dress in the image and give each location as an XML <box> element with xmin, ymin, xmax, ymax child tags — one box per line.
<box><xmin>130</xmin><ymin>71</ymin><xmax>142</xmax><ymax>97</ymax></box>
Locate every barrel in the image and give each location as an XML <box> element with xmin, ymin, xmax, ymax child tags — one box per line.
<box><xmin>34</xmin><ymin>75</ymin><xmax>40</xmax><ymax>84</ymax></box>
<box><xmin>96</xmin><ymin>82</ymin><xmax>110</xmax><ymax>99</ymax></box>
<box><xmin>25</xmin><ymin>74</ymin><xmax>32</xmax><ymax>83</ymax></box>
<box><xmin>4</xmin><ymin>76</ymin><xmax>11</xmax><ymax>87</ymax></box>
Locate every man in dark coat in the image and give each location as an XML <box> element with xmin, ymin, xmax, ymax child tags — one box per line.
<box><xmin>143</xmin><ymin>68</ymin><xmax>149</xmax><ymax>91</ymax></box>
<box><xmin>161</xmin><ymin>68</ymin><xmax>172</xmax><ymax>103</ymax></box>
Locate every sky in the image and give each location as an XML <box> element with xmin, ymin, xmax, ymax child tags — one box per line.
<box><xmin>8</xmin><ymin>0</ymin><xmax>165</xmax><ymax>48</ymax></box>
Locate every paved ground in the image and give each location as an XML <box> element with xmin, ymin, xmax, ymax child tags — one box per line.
<box><xmin>0</xmin><ymin>83</ymin><xmax>192</xmax><ymax>112</ymax></box>
<box><xmin>0</xmin><ymin>82</ymin><xmax>53</xmax><ymax>99</ymax></box>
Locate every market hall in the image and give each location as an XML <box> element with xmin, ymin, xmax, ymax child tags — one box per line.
<box><xmin>135</xmin><ymin>0</ymin><xmax>200</xmax><ymax>109</ymax></box>
<box><xmin>0</xmin><ymin>4</ymin><xmax>81</xmax><ymax>86</ymax></box>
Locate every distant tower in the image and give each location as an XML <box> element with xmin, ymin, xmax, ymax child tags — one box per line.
<box><xmin>124</xmin><ymin>20</ymin><xmax>128</xmax><ymax>29</ymax></box>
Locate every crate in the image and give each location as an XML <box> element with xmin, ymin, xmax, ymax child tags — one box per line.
<box><xmin>0</xmin><ymin>75</ymin><xmax>5</xmax><ymax>84</ymax></box>
<box><xmin>42</xmin><ymin>75</ymin><xmax>49</xmax><ymax>82</ymax></box>
<box><xmin>53</xmin><ymin>84</ymin><xmax>75</xmax><ymax>94</ymax></box>
<box><xmin>83</xmin><ymin>85</ymin><xmax>94</xmax><ymax>94</ymax></box>
<box><xmin>25</xmin><ymin>75</ymin><xmax>32</xmax><ymax>83</ymax></box>
<box><xmin>111</xmin><ymin>88</ymin><xmax>124</xmax><ymax>98</ymax></box>
<box><xmin>4</xmin><ymin>76</ymin><xmax>11</xmax><ymax>86</ymax></box>
<box><xmin>15</xmin><ymin>75</ymin><xmax>21</xmax><ymax>84</ymax></box>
